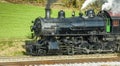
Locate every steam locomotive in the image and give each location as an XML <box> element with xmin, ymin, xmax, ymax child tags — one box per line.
<box><xmin>25</xmin><ymin>6</ymin><xmax>120</xmax><ymax>56</ymax></box>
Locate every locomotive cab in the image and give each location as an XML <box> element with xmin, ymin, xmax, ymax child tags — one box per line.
<box><xmin>111</xmin><ymin>17</ymin><xmax>120</xmax><ymax>34</ymax></box>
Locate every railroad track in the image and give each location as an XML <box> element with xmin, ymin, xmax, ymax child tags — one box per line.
<box><xmin>0</xmin><ymin>53</ymin><xmax>120</xmax><ymax>66</ymax></box>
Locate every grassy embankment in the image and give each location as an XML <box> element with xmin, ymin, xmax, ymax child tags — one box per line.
<box><xmin>0</xmin><ymin>2</ymin><xmax>79</xmax><ymax>56</ymax></box>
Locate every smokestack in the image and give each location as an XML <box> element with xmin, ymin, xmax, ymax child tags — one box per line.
<box><xmin>45</xmin><ymin>8</ymin><xmax>51</xmax><ymax>19</ymax></box>
<box><xmin>45</xmin><ymin>0</ymin><xmax>51</xmax><ymax>19</ymax></box>
<box><xmin>45</xmin><ymin>0</ymin><xmax>57</xmax><ymax>19</ymax></box>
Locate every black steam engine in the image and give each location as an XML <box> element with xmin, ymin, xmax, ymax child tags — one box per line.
<box><xmin>25</xmin><ymin>2</ymin><xmax>120</xmax><ymax>56</ymax></box>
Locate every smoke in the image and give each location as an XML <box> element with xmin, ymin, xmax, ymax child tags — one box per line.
<box><xmin>102</xmin><ymin>0</ymin><xmax>120</xmax><ymax>14</ymax></box>
<box><xmin>102</xmin><ymin>0</ymin><xmax>113</xmax><ymax>11</ymax></box>
<box><xmin>81</xmin><ymin>0</ymin><xmax>120</xmax><ymax>14</ymax></box>
<box><xmin>46</xmin><ymin>0</ymin><xmax>58</xmax><ymax>9</ymax></box>
<box><xmin>81</xmin><ymin>0</ymin><xmax>97</xmax><ymax>10</ymax></box>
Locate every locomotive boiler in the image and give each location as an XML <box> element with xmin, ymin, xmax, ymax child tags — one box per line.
<box><xmin>25</xmin><ymin>3</ymin><xmax>120</xmax><ymax>56</ymax></box>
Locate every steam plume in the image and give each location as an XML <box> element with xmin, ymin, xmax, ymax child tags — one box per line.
<box><xmin>102</xmin><ymin>0</ymin><xmax>120</xmax><ymax>14</ymax></box>
<box><xmin>81</xmin><ymin>0</ymin><xmax>120</xmax><ymax>14</ymax></box>
<box><xmin>81</xmin><ymin>0</ymin><xmax>97</xmax><ymax>10</ymax></box>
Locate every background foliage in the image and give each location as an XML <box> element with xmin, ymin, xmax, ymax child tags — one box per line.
<box><xmin>4</xmin><ymin>0</ymin><xmax>103</xmax><ymax>13</ymax></box>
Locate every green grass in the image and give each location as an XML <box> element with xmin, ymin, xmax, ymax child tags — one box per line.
<box><xmin>0</xmin><ymin>2</ymin><xmax>79</xmax><ymax>39</ymax></box>
<box><xmin>0</xmin><ymin>3</ymin><xmax>43</xmax><ymax>38</ymax></box>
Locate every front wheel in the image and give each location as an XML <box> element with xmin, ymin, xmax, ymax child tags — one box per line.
<box><xmin>37</xmin><ymin>49</ymin><xmax>46</xmax><ymax>56</ymax></box>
